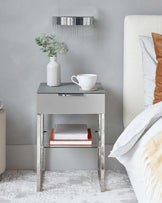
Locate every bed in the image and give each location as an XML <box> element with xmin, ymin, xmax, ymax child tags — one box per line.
<box><xmin>110</xmin><ymin>15</ymin><xmax>162</xmax><ymax>203</ymax></box>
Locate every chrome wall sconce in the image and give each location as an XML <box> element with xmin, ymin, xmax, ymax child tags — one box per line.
<box><xmin>52</xmin><ymin>16</ymin><xmax>94</xmax><ymax>26</ymax></box>
<box><xmin>52</xmin><ymin>16</ymin><xmax>95</xmax><ymax>37</ymax></box>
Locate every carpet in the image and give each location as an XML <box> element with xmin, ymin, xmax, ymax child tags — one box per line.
<box><xmin>0</xmin><ymin>170</ymin><xmax>137</xmax><ymax>203</ymax></box>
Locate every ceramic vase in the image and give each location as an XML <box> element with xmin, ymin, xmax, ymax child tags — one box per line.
<box><xmin>47</xmin><ymin>56</ymin><xmax>61</xmax><ymax>86</ymax></box>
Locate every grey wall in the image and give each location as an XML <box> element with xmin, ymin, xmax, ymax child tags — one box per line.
<box><xmin>0</xmin><ymin>0</ymin><xmax>162</xmax><ymax>145</ymax></box>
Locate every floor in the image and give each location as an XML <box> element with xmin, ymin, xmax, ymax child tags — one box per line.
<box><xmin>0</xmin><ymin>170</ymin><xmax>137</xmax><ymax>203</ymax></box>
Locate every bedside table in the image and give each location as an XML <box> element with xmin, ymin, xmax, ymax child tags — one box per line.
<box><xmin>37</xmin><ymin>82</ymin><xmax>105</xmax><ymax>192</ymax></box>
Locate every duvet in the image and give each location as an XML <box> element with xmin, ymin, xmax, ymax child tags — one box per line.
<box><xmin>109</xmin><ymin>102</ymin><xmax>162</xmax><ymax>203</ymax></box>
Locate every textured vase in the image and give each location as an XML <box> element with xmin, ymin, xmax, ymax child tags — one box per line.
<box><xmin>47</xmin><ymin>56</ymin><xmax>61</xmax><ymax>86</ymax></box>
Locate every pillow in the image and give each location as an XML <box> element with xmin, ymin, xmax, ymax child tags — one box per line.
<box><xmin>109</xmin><ymin>101</ymin><xmax>162</xmax><ymax>157</ymax></box>
<box><xmin>139</xmin><ymin>36</ymin><xmax>157</xmax><ymax>109</ymax></box>
<box><xmin>152</xmin><ymin>33</ymin><xmax>162</xmax><ymax>104</ymax></box>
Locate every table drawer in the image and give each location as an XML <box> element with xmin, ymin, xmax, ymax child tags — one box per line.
<box><xmin>37</xmin><ymin>94</ymin><xmax>105</xmax><ymax>114</ymax></box>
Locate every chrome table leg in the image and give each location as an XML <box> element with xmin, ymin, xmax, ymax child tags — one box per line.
<box><xmin>40</xmin><ymin>113</ymin><xmax>44</xmax><ymax>171</ymax></box>
<box><xmin>98</xmin><ymin>114</ymin><xmax>101</xmax><ymax>176</ymax></box>
<box><xmin>37</xmin><ymin>113</ymin><xmax>41</xmax><ymax>192</ymax></box>
<box><xmin>37</xmin><ymin>113</ymin><xmax>44</xmax><ymax>192</ymax></box>
<box><xmin>98</xmin><ymin>113</ymin><xmax>105</xmax><ymax>192</ymax></box>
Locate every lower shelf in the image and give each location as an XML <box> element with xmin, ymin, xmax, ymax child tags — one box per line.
<box><xmin>43</xmin><ymin>129</ymin><xmax>98</xmax><ymax>149</ymax></box>
<box><xmin>44</xmin><ymin>145</ymin><xmax>98</xmax><ymax>149</ymax></box>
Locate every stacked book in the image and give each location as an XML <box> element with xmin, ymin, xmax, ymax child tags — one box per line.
<box><xmin>49</xmin><ymin>124</ymin><xmax>92</xmax><ymax>146</ymax></box>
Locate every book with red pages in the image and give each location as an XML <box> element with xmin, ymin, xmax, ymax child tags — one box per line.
<box><xmin>54</xmin><ymin>124</ymin><xmax>88</xmax><ymax>140</ymax></box>
<box><xmin>49</xmin><ymin>128</ymin><xmax>92</xmax><ymax>146</ymax></box>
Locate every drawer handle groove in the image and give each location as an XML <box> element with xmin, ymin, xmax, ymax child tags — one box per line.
<box><xmin>58</xmin><ymin>93</ymin><xmax>84</xmax><ymax>97</ymax></box>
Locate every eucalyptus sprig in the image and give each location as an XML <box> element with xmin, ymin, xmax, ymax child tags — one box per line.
<box><xmin>35</xmin><ymin>34</ymin><xmax>68</xmax><ymax>57</ymax></box>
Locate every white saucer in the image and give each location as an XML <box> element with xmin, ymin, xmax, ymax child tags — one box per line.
<box><xmin>80</xmin><ymin>88</ymin><xmax>98</xmax><ymax>91</ymax></box>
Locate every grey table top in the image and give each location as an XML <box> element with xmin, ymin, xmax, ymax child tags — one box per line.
<box><xmin>37</xmin><ymin>82</ymin><xmax>105</xmax><ymax>94</ymax></box>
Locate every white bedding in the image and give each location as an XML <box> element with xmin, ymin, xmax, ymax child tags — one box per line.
<box><xmin>109</xmin><ymin>102</ymin><xmax>162</xmax><ymax>203</ymax></box>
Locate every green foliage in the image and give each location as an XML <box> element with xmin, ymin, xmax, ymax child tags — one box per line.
<box><xmin>35</xmin><ymin>34</ymin><xmax>68</xmax><ymax>57</ymax></box>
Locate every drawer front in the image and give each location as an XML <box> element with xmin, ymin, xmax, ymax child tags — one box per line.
<box><xmin>37</xmin><ymin>94</ymin><xmax>105</xmax><ymax>114</ymax></box>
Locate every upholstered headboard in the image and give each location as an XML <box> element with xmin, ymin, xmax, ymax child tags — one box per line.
<box><xmin>123</xmin><ymin>15</ymin><xmax>162</xmax><ymax>128</ymax></box>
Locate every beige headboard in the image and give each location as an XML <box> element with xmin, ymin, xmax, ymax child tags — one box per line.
<box><xmin>123</xmin><ymin>15</ymin><xmax>162</xmax><ymax>128</ymax></box>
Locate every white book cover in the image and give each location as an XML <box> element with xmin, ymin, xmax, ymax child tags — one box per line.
<box><xmin>54</xmin><ymin>124</ymin><xmax>88</xmax><ymax>140</ymax></box>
